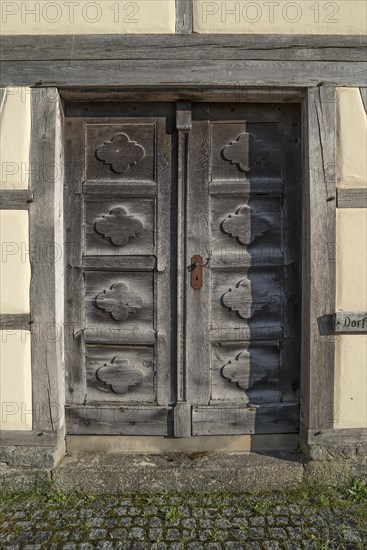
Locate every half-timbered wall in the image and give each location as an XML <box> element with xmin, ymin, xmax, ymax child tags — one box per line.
<box><xmin>0</xmin><ymin>0</ymin><xmax>366</xmax><ymax>452</ymax></box>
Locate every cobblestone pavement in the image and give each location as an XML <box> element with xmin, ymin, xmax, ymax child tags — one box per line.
<box><xmin>0</xmin><ymin>485</ymin><xmax>366</xmax><ymax>549</ymax></box>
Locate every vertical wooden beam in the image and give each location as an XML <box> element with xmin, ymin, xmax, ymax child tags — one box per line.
<box><xmin>174</xmin><ymin>101</ymin><xmax>192</xmax><ymax>437</ymax></box>
<box><xmin>64</xmin><ymin>118</ymin><xmax>86</xmax><ymax>405</ymax></box>
<box><xmin>176</xmin><ymin>0</ymin><xmax>193</xmax><ymax>34</ymax></box>
<box><xmin>301</xmin><ymin>87</ymin><xmax>337</xmax><ymax>443</ymax></box>
<box><xmin>29</xmin><ymin>88</ymin><xmax>65</xmax><ymax>431</ymax></box>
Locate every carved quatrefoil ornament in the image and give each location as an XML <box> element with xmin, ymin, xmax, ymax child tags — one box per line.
<box><xmin>95</xmin><ymin>207</ymin><xmax>144</xmax><ymax>246</ymax></box>
<box><xmin>221</xmin><ymin>351</ymin><xmax>251</xmax><ymax>396</ymax></box>
<box><xmin>95</xmin><ymin>132</ymin><xmax>145</xmax><ymax>173</ymax></box>
<box><xmin>222</xmin><ymin>206</ymin><xmax>270</xmax><ymax>245</ymax></box>
<box><xmin>222</xmin><ymin>279</ymin><xmax>252</xmax><ymax>319</ymax></box>
<box><xmin>96</xmin><ymin>356</ymin><xmax>145</xmax><ymax>394</ymax></box>
<box><xmin>222</xmin><ymin>133</ymin><xmax>250</xmax><ymax>172</ymax></box>
<box><xmin>96</xmin><ymin>282</ymin><xmax>143</xmax><ymax>321</ymax></box>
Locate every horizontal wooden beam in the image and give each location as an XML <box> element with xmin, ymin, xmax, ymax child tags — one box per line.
<box><xmin>0</xmin><ymin>313</ymin><xmax>31</xmax><ymax>330</ymax></box>
<box><xmin>0</xmin><ymin>429</ymin><xmax>57</xmax><ymax>446</ymax></box>
<box><xmin>83</xmin><ymin>183</ymin><xmax>157</xmax><ymax>197</ymax></box>
<box><xmin>66</xmin><ymin>406</ymin><xmax>173</xmax><ymax>436</ymax></box>
<box><xmin>337</xmin><ymin>188</ymin><xmax>367</xmax><ymax>208</ymax></box>
<box><xmin>63</xmin><ymin>87</ymin><xmax>305</xmax><ymax>104</ymax></box>
<box><xmin>1</xmin><ymin>60</ymin><xmax>365</xmax><ymax>88</ymax></box>
<box><xmin>192</xmin><ymin>403</ymin><xmax>299</xmax><ymax>435</ymax></box>
<box><xmin>83</xmin><ymin>256</ymin><xmax>157</xmax><ymax>272</ymax></box>
<box><xmin>307</xmin><ymin>427</ymin><xmax>367</xmax><ymax>446</ymax></box>
<box><xmin>0</xmin><ymin>189</ymin><xmax>33</xmax><ymax>209</ymax></box>
<box><xmin>1</xmin><ymin>34</ymin><xmax>365</xmax><ymax>62</ymax></box>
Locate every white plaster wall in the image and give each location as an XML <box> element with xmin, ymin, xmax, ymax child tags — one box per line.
<box><xmin>0</xmin><ymin>210</ymin><xmax>30</xmax><ymax>314</ymax></box>
<box><xmin>0</xmin><ymin>331</ymin><xmax>32</xmax><ymax>430</ymax></box>
<box><xmin>194</xmin><ymin>1</ymin><xmax>367</xmax><ymax>34</ymax></box>
<box><xmin>336</xmin><ymin>210</ymin><xmax>367</xmax><ymax>313</ymax></box>
<box><xmin>0</xmin><ymin>88</ymin><xmax>31</xmax><ymax>189</ymax></box>
<box><xmin>0</xmin><ymin>0</ymin><xmax>175</xmax><ymax>34</ymax></box>
<box><xmin>337</xmin><ymin>88</ymin><xmax>367</xmax><ymax>188</ymax></box>
<box><xmin>0</xmin><ymin>87</ymin><xmax>32</xmax><ymax>430</ymax></box>
<box><xmin>334</xmin><ymin>336</ymin><xmax>367</xmax><ymax>430</ymax></box>
<box><xmin>335</xmin><ymin>87</ymin><xmax>367</xmax><ymax>430</ymax></box>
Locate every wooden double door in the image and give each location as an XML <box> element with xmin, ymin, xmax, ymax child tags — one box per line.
<box><xmin>64</xmin><ymin>100</ymin><xmax>302</xmax><ymax>437</ymax></box>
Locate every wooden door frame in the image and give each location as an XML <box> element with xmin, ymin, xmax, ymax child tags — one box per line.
<box><xmin>1</xmin><ymin>85</ymin><xmax>335</xmax><ymax>451</ymax></box>
<box><xmin>3</xmin><ymin>29</ymin><xmax>365</xmax><ymax>448</ymax></box>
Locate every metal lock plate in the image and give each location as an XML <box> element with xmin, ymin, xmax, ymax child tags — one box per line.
<box><xmin>191</xmin><ymin>255</ymin><xmax>203</xmax><ymax>289</ymax></box>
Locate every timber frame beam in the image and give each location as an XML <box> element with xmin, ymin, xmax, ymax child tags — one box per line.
<box><xmin>0</xmin><ymin>34</ymin><xmax>366</xmax><ymax>88</ymax></box>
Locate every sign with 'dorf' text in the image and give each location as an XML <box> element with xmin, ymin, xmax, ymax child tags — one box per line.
<box><xmin>335</xmin><ymin>312</ymin><xmax>367</xmax><ymax>333</ymax></box>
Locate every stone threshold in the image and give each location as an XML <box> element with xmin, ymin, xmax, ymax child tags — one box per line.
<box><xmin>2</xmin><ymin>450</ymin><xmax>366</xmax><ymax>495</ymax></box>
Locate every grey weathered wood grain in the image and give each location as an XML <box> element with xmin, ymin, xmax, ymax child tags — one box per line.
<box><xmin>186</xmin><ymin>103</ymin><xmax>301</xmax><ymax>433</ymax></box>
<box><xmin>174</xmin><ymin>102</ymin><xmax>191</xmax><ymax>434</ymax></box>
<box><xmin>62</xmin><ymin>88</ymin><xmax>305</xmax><ymax>104</ymax></box>
<box><xmin>176</xmin><ymin>0</ymin><xmax>193</xmax><ymax>34</ymax></box>
<box><xmin>86</xmin><ymin>346</ymin><xmax>155</xmax><ymax>403</ymax></box>
<box><xmin>211</xmin><ymin>343</ymin><xmax>281</xmax><ymax>404</ymax></box>
<box><xmin>83</xmin><ymin>256</ymin><xmax>156</xmax><ymax>272</ymax></box>
<box><xmin>0</xmin><ymin>313</ymin><xmax>31</xmax><ymax>330</ymax></box>
<box><xmin>84</xmin><ymin>271</ymin><xmax>154</xmax><ymax>345</ymax></box>
<box><xmin>192</xmin><ymin>403</ymin><xmax>299</xmax><ymax>435</ymax></box>
<box><xmin>85</xmin><ymin>198</ymin><xmax>154</xmax><ymax>255</ymax></box>
<box><xmin>64</xmin><ymin>106</ymin><xmax>174</xmax><ymax>428</ymax></box>
<box><xmin>209</xmin><ymin>180</ymin><xmax>283</xmax><ymax>195</ymax></box>
<box><xmin>83</xmin><ymin>183</ymin><xmax>158</xmax><ymax>197</ymax></box>
<box><xmin>64</xmin><ymin>119</ymin><xmax>86</xmax><ymax>405</ymax></box>
<box><xmin>211</xmin><ymin>194</ymin><xmax>283</xmax><ymax>269</ymax></box>
<box><xmin>186</xmin><ymin>118</ymin><xmax>211</xmax><ymax>406</ymax></box>
<box><xmin>208</xmin><ymin>324</ymin><xmax>283</xmax><ymax>343</ymax></box>
<box><xmin>279</xmin><ymin>104</ymin><xmax>302</xmax><ymax>403</ymax></box>
<box><xmin>1</xmin><ymin>35</ymin><xmax>365</xmax><ymax>61</ymax></box>
<box><xmin>176</xmin><ymin>107</ymin><xmax>190</xmax><ymax>409</ymax></box>
<box><xmin>307</xmin><ymin>427</ymin><xmax>367</xmax><ymax>446</ymax></box>
<box><xmin>0</xmin><ymin>189</ymin><xmax>33</xmax><ymax>209</ymax></box>
<box><xmin>210</xmin><ymin>253</ymin><xmax>283</xmax><ymax>270</ymax></box>
<box><xmin>0</xmin><ymin>430</ymin><xmax>58</xmax><ymax>447</ymax></box>
<box><xmin>301</xmin><ymin>87</ymin><xmax>337</xmax><ymax>435</ymax></box>
<box><xmin>337</xmin><ymin>188</ymin><xmax>367</xmax><ymax>208</ymax></box>
<box><xmin>29</xmin><ymin>88</ymin><xmax>64</xmax><ymax>432</ymax></box>
<box><xmin>86</xmin><ymin>121</ymin><xmax>155</xmax><ymax>183</ymax></box>
<box><xmin>1</xmin><ymin>60</ymin><xmax>365</xmax><ymax>87</ymax></box>
<box><xmin>334</xmin><ymin>312</ymin><xmax>367</xmax><ymax>333</ymax></box>
<box><xmin>155</xmin><ymin>115</ymin><xmax>173</xmax><ymax>406</ymax></box>
<box><xmin>66</xmin><ymin>406</ymin><xmax>173</xmax><ymax>436</ymax></box>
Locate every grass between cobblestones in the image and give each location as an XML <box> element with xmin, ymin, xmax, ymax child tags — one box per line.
<box><xmin>0</xmin><ymin>479</ymin><xmax>366</xmax><ymax>549</ymax></box>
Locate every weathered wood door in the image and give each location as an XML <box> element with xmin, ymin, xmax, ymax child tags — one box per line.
<box><xmin>185</xmin><ymin>103</ymin><xmax>301</xmax><ymax>436</ymax></box>
<box><xmin>64</xmin><ymin>101</ymin><xmax>301</xmax><ymax>437</ymax></box>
